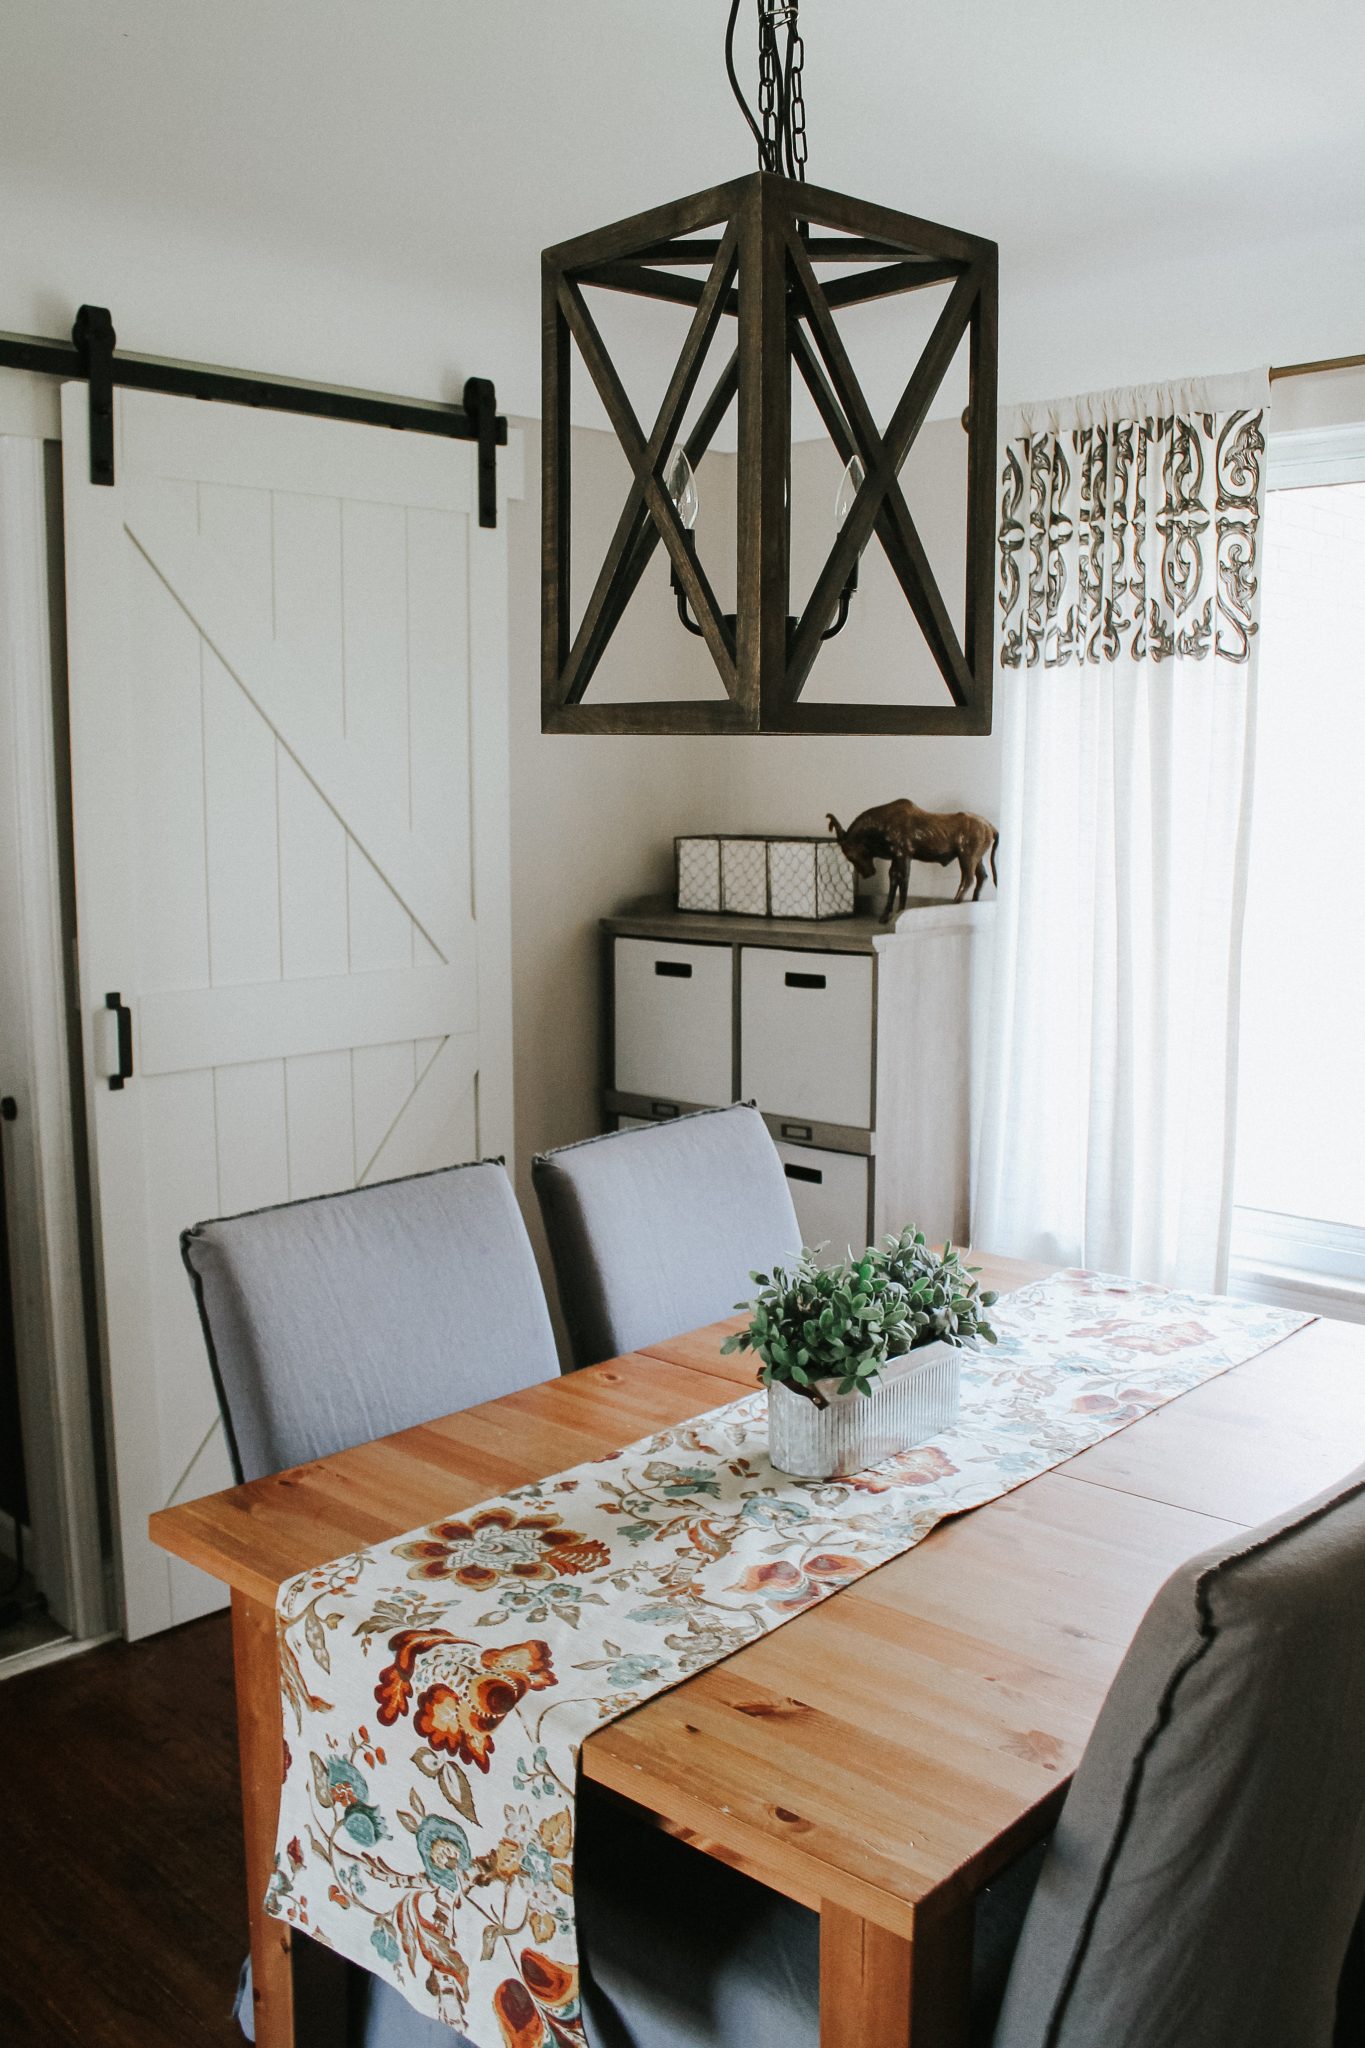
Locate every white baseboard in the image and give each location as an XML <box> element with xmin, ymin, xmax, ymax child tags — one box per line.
<box><xmin>0</xmin><ymin>1627</ymin><xmax>117</xmax><ymax>1683</ymax></box>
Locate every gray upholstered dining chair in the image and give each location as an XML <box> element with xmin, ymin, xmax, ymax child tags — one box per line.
<box><xmin>531</xmin><ymin>1103</ymin><xmax>803</xmax><ymax>1369</ymax></box>
<box><xmin>572</xmin><ymin>1460</ymin><xmax>1365</xmax><ymax>2048</ymax></box>
<box><xmin>182</xmin><ymin>1158</ymin><xmax>559</xmax><ymax>1485</ymax></box>
<box><xmin>180</xmin><ymin>1159</ymin><xmax>559</xmax><ymax>2048</ymax></box>
<box><xmin>990</xmin><ymin>1459</ymin><xmax>1365</xmax><ymax>2047</ymax></box>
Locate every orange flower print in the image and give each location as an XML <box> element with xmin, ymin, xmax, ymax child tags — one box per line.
<box><xmin>847</xmin><ymin>1444</ymin><xmax>958</xmax><ymax>1493</ymax></box>
<box><xmin>494</xmin><ymin>1949</ymin><xmax>582</xmax><ymax>2048</ymax></box>
<box><xmin>1070</xmin><ymin>1388</ymin><xmax>1149</xmax><ymax>1422</ymax></box>
<box><xmin>493</xmin><ymin>1977</ymin><xmax>544</xmax><ymax>2048</ymax></box>
<box><xmin>730</xmin><ymin>1552</ymin><xmax>863</xmax><ymax>1614</ymax></box>
<box><xmin>1067</xmin><ymin>1316</ymin><xmax>1213</xmax><ymax>1356</ymax></box>
<box><xmin>375</xmin><ymin>1631</ymin><xmax>556</xmax><ymax>1773</ymax></box>
<box><xmin>398</xmin><ymin>1506</ymin><xmax>609</xmax><ymax>1588</ymax></box>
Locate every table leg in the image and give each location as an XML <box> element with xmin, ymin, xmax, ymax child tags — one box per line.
<box><xmin>819</xmin><ymin>1897</ymin><xmax>972</xmax><ymax>2048</ymax></box>
<box><xmin>232</xmin><ymin>1589</ymin><xmax>296</xmax><ymax>2048</ymax></box>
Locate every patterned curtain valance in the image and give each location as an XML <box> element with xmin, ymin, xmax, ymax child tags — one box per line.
<box><xmin>998</xmin><ymin>405</ymin><xmax>1266</xmax><ymax>669</ymax></box>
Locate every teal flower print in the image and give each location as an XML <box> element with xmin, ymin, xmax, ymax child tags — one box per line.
<box><xmin>325</xmin><ymin>1756</ymin><xmax>368</xmax><ymax>1801</ymax></box>
<box><xmin>605</xmin><ymin>1653</ymin><xmax>665</xmax><ymax>1688</ymax></box>
<box><xmin>626</xmin><ymin>1601</ymin><xmax>687</xmax><ymax>1626</ymax></box>
<box><xmin>315</xmin><ymin>1754</ymin><xmax>387</xmax><ymax>1845</ymax></box>
<box><xmin>416</xmin><ymin>1815</ymin><xmax>473</xmax><ymax>1892</ymax></box>
<box><xmin>739</xmin><ymin>1496</ymin><xmax>812</xmax><ymax>1530</ymax></box>
<box><xmin>340</xmin><ymin>1801</ymin><xmax>387</xmax><ymax>1846</ymax></box>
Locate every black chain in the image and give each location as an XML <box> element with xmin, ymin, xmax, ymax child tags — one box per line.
<box><xmin>786</xmin><ymin>9</ymin><xmax>807</xmax><ymax>177</ymax></box>
<box><xmin>758</xmin><ymin>6</ymin><xmax>780</xmax><ymax>171</ymax></box>
<box><xmin>726</xmin><ymin>0</ymin><xmax>809</xmax><ymax>181</ymax></box>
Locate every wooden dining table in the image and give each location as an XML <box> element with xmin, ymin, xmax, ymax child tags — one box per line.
<box><xmin>150</xmin><ymin>1253</ymin><xmax>1365</xmax><ymax>2048</ymax></box>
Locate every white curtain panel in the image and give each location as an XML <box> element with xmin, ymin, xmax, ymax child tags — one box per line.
<box><xmin>973</xmin><ymin>371</ymin><xmax>1270</xmax><ymax>1292</ymax></box>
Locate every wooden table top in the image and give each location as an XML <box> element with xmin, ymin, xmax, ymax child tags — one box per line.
<box><xmin>150</xmin><ymin>1253</ymin><xmax>1365</xmax><ymax>1941</ymax></box>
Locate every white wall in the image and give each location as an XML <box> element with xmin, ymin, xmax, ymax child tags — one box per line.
<box><xmin>496</xmin><ymin>407</ymin><xmax>1006</xmax><ymax>1357</ymax></box>
<box><xmin>504</xmin><ymin>418</ymin><xmax>740</xmax><ymax>1293</ymax></box>
<box><xmin>503</xmin><ymin>410</ymin><xmax>999</xmax><ymax>1208</ymax></box>
<box><xmin>6</xmin><ymin>3</ymin><xmax>1365</xmax><ymax>436</ymax></box>
<box><xmin>7</xmin><ymin>57</ymin><xmax>1365</xmax><ymax>1341</ymax></box>
<box><xmin>505</xmin><ymin>364</ymin><xmax>1365</xmax><ymax>1261</ymax></box>
<box><xmin>723</xmin><ymin>422</ymin><xmax>1001</xmax><ymax>902</ymax></box>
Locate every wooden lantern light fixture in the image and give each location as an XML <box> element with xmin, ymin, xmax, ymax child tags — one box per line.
<box><xmin>541</xmin><ymin>0</ymin><xmax>998</xmax><ymax>736</ymax></box>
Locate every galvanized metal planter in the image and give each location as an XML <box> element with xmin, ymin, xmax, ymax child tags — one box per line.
<box><xmin>766</xmin><ymin>1339</ymin><xmax>962</xmax><ymax>1480</ymax></box>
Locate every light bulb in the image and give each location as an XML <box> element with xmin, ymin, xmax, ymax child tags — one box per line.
<box><xmin>834</xmin><ymin>454</ymin><xmax>865</xmax><ymax>531</ymax></box>
<box><xmin>663</xmin><ymin>446</ymin><xmax>699</xmax><ymax>532</ymax></box>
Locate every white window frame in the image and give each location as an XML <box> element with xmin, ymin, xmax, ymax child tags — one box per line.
<box><xmin>1229</xmin><ymin>1210</ymin><xmax>1365</xmax><ymax>1325</ymax></box>
<box><xmin>1266</xmin><ymin>422</ymin><xmax>1365</xmax><ymax>490</ymax></box>
<box><xmin>1230</xmin><ymin>421</ymin><xmax>1365</xmax><ymax>1323</ymax></box>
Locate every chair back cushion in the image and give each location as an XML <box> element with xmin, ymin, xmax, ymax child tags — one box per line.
<box><xmin>182</xmin><ymin>1161</ymin><xmax>558</xmax><ymax>1483</ymax></box>
<box><xmin>532</xmin><ymin>1105</ymin><xmax>803</xmax><ymax>1368</ymax></box>
<box><xmin>994</xmin><ymin>1463</ymin><xmax>1365</xmax><ymax>2048</ymax></box>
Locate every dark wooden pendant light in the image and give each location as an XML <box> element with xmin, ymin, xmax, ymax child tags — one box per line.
<box><xmin>540</xmin><ymin>2</ymin><xmax>998</xmax><ymax>736</ymax></box>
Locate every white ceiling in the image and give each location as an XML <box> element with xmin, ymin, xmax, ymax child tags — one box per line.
<box><xmin>3</xmin><ymin>0</ymin><xmax>1364</xmax><ymax>426</ymax></box>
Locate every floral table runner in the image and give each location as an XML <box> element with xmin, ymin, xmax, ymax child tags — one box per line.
<box><xmin>268</xmin><ymin>1270</ymin><xmax>1307</xmax><ymax>2047</ymax></box>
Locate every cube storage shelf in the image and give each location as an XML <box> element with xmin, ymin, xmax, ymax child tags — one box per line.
<box><xmin>601</xmin><ymin>895</ymin><xmax>995</xmax><ymax>1258</ymax></box>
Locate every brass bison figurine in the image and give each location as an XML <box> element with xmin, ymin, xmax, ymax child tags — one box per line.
<box><xmin>827</xmin><ymin>799</ymin><xmax>999</xmax><ymax>923</ymax></box>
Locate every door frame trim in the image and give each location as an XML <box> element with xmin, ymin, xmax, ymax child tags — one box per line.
<box><xmin>0</xmin><ymin>433</ymin><xmax>110</xmax><ymax>1639</ymax></box>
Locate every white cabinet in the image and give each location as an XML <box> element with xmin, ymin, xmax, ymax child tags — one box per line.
<box><xmin>612</xmin><ymin>938</ymin><xmax>733</xmax><ymax>1109</ymax></box>
<box><xmin>740</xmin><ymin>948</ymin><xmax>872</xmax><ymax>1128</ymax></box>
<box><xmin>775</xmin><ymin>1142</ymin><xmax>870</xmax><ymax>1257</ymax></box>
<box><xmin>604</xmin><ymin>899</ymin><xmax>994</xmax><ymax>1249</ymax></box>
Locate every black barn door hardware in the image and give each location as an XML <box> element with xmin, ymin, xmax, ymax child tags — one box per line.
<box><xmin>0</xmin><ymin>310</ymin><xmax>508</xmax><ymax>522</ymax></box>
<box><xmin>461</xmin><ymin>377</ymin><xmax>500</xmax><ymax>529</ymax></box>
<box><xmin>71</xmin><ymin>304</ymin><xmax>116</xmax><ymax>486</ymax></box>
<box><xmin>104</xmin><ymin>992</ymin><xmax>134</xmax><ymax>1092</ymax></box>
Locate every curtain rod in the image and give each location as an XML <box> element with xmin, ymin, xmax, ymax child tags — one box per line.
<box><xmin>961</xmin><ymin>348</ymin><xmax>1365</xmax><ymax>427</ymax></box>
<box><xmin>1270</xmin><ymin>350</ymin><xmax>1365</xmax><ymax>382</ymax></box>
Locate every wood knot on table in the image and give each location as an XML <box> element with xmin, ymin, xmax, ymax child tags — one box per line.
<box><xmin>735</xmin><ymin>1695</ymin><xmax>811</xmax><ymax>1719</ymax></box>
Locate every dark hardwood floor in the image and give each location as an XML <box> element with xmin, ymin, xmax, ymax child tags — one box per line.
<box><xmin>3</xmin><ymin>1613</ymin><xmax>246</xmax><ymax>2047</ymax></box>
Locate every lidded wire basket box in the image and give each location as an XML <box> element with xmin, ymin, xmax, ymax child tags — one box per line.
<box><xmin>675</xmin><ymin>834</ymin><xmax>855</xmax><ymax>920</ymax></box>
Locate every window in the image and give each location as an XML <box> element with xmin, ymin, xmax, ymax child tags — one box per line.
<box><xmin>1231</xmin><ymin>426</ymin><xmax>1365</xmax><ymax>1319</ymax></box>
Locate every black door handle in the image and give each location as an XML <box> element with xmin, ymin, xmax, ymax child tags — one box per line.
<box><xmin>105</xmin><ymin>992</ymin><xmax>133</xmax><ymax>1091</ymax></box>
<box><xmin>654</xmin><ymin>960</ymin><xmax>693</xmax><ymax>979</ymax></box>
<box><xmin>784</xmin><ymin>971</ymin><xmax>826</xmax><ymax>990</ymax></box>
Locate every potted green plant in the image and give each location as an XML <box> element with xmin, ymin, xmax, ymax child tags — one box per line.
<box><xmin>723</xmin><ymin>1232</ymin><xmax>998</xmax><ymax>1479</ymax></box>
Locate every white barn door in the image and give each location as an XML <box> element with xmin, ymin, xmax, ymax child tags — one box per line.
<box><xmin>61</xmin><ymin>384</ymin><xmax>516</xmax><ymax>1638</ymax></box>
